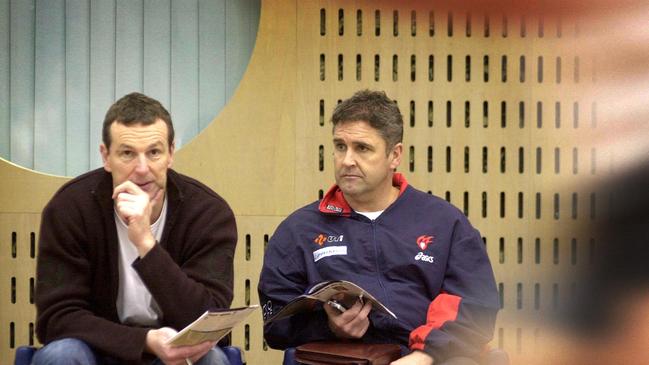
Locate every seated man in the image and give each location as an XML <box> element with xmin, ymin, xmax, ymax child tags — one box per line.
<box><xmin>258</xmin><ymin>90</ymin><xmax>499</xmax><ymax>365</ymax></box>
<box><xmin>34</xmin><ymin>93</ymin><xmax>237</xmax><ymax>365</ymax></box>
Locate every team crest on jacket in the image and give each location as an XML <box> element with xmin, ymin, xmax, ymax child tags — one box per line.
<box><xmin>416</xmin><ymin>235</ymin><xmax>434</xmax><ymax>250</ymax></box>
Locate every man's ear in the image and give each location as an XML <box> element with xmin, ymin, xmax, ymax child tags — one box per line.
<box><xmin>168</xmin><ymin>142</ymin><xmax>175</xmax><ymax>168</ymax></box>
<box><xmin>389</xmin><ymin>142</ymin><xmax>403</xmax><ymax>170</ymax></box>
<box><xmin>100</xmin><ymin>144</ymin><xmax>112</xmax><ymax>172</ymax></box>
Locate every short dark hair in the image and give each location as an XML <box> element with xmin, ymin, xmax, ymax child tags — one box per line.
<box><xmin>102</xmin><ymin>92</ymin><xmax>174</xmax><ymax>149</ymax></box>
<box><xmin>331</xmin><ymin>90</ymin><xmax>403</xmax><ymax>153</ymax></box>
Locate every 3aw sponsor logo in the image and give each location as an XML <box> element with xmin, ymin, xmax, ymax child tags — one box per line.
<box><xmin>314</xmin><ymin>234</ymin><xmax>345</xmax><ymax>246</ymax></box>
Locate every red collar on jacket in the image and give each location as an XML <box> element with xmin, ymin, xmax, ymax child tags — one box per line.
<box><xmin>318</xmin><ymin>173</ymin><xmax>409</xmax><ymax>215</ymax></box>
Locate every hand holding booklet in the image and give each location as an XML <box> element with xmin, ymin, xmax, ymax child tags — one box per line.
<box><xmin>166</xmin><ymin>305</ymin><xmax>258</xmax><ymax>346</ymax></box>
<box><xmin>264</xmin><ymin>280</ymin><xmax>396</xmax><ymax>323</ymax></box>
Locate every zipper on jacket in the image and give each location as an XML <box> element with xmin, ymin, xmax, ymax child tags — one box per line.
<box><xmin>370</xmin><ymin>219</ymin><xmax>390</xmax><ymax>306</ymax></box>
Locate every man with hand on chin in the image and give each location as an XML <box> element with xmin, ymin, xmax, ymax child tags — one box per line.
<box><xmin>259</xmin><ymin>90</ymin><xmax>499</xmax><ymax>365</ymax></box>
<box><xmin>34</xmin><ymin>93</ymin><xmax>237</xmax><ymax>365</ymax></box>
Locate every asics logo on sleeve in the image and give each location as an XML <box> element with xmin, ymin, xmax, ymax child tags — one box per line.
<box><xmin>415</xmin><ymin>235</ymin><xmax>435</xmax><ymax>264</ymax></box>
<box><xmin>415</xmin><ymin>251</ymin><xmax>435</xmax><ymax>263</ymax></box>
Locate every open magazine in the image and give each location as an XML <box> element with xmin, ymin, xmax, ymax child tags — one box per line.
<box><xmin>167</xmin><ymin>305</ymin><xmax>258</xmax><ymax>346</ymax></box>
<box><xmin>264</xmin><ymin>280</ymin><xmax>396</xmax><ymax>323</ymax></box>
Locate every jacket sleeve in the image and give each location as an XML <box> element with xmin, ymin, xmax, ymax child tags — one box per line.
<box><xmin>409</xmin><ymin>216</ymin><xmax>500</xmax><ymax>362</ymax></box>
<box><xmin>257</xmin><ymin>223</ymin><xmax>337</xmax><ymax>349</ymax></box>
<box><xmin>35</xmin><ymin>196</ymin><xmax>149</xmax><ymax>363</ymax></box>
<box><xmin>134</xmin><ymin>191</ymin><xmax>237</xmax><ymax>331</ymax></box>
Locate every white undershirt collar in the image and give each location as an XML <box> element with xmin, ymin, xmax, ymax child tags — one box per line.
<box><xmin>355</xmin><ymin>210</ymin><xmax>384</xmax><ymax>221</ymax></box>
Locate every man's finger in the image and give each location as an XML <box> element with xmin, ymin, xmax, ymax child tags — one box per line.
<box><xmin>117</xmin><ymin>208</ymin><xmax>136</xmax><ymax>220</ymax></box>
<box><xmin>338</xmin><ymin>299</ymin><xmax>363</xmax><ymax>318</ymax></box>
<box><xmin>323</xmin><ymin>302</ymin><xmax>342</xmax><ymax>318</ymax></box>
<box><xmin>347</xmin><ymin>303</ymin><xmax>371</xmax><ymax>327</ymax></box>
<box><xmin>115</xmin><ymin>192</ymin><xmax>138</xmax><ymax>202</ymax></box>
<box><xmin>359</xmin><ymin>301</ymin><xmax>372</xmax><ymax>316</ymax></box>
<box><xmin>166</xmin><ymin>345</ymin><xmax>201</xmax><ymax>362</ymax></box>
<box><xmin>184</xmin><ymin>341</ymin><xmax>216</xmax><ymax>363</ymax></box>
<box><xmin>187</xmin><ymin>345</ymin><xmax>213</xmax><ymax>363</ymax></box>
<box><xmin>112</xmin><ymin>180</ymin><xmax>145</xmax><ymax>198</ymax></box>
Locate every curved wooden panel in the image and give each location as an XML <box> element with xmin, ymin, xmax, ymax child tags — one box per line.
<box><xmin>172</xmin><ymin>2</ymin><xmax>297</xmax><ymax>360</ymax></box>
<box><xmin>0</xmin><ymin>0</ymin><xmax>293</xmax><ymax>363</ymax></box>
<box><xmin>0</xmin><ymin>159</ymin><xmax>67</xmax><ymax>363</ymax></box>
<box><xmin>173</xmin><ymin>0</ymin><xmax>297</xmax><ymax>217</ymax></box>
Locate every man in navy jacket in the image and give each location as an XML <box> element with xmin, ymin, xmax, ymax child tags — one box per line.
<box><xmin>258</xmin><ymin>90</ymin><xmax>499</xmax><ymax>365</ymax></box>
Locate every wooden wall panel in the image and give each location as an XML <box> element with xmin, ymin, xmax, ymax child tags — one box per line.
<box><xmin>230</xmin><ymin>216</ymin><xmax>285</xmax><ymax>365</ymax></box>
<box><xmin>294</xmin><ymin>1</ymin><xmax>597</xmax><ymax>362</ymax></box>
<box><xmin>0</xmin><ymin>214</ymin><xmax>40</xmax><ymax>360</ymax></box>
<box><xmin>0</xmin><ymin>0</ymin><xmax>612</xmax><ymax>364</ymax></box>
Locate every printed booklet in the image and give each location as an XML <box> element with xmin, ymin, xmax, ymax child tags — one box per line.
<box><xmin>264</xmin><ymin>280</ymin><xmax>396</xmax><ymax>323</ymax></box>
<box><xmin>167</xmin><ymin>305</ymin><xmax>259</xmax><ymax>346</ymax></box>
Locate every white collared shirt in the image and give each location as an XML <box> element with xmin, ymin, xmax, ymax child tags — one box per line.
<box><xmin>356</xmin><ymin>210</ymin><xmax>384</xmax><ymax>221</ymax></box>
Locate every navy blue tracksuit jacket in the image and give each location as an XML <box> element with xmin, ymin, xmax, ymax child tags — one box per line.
<box><xmin>258</xmin><ymin>174</ymin><xmax>499</xmax><ymax>362</ymax></box>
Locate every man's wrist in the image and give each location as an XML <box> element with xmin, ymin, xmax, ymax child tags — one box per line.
<box><xmin>136</xmin><ymin>236</ymin><xmax>156</xmax><ymax>258</ymax></box>
<box><xmin>144</xmin><ymin>329</ymin><xmax>157</xmax><ymax>354</ymax></box>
